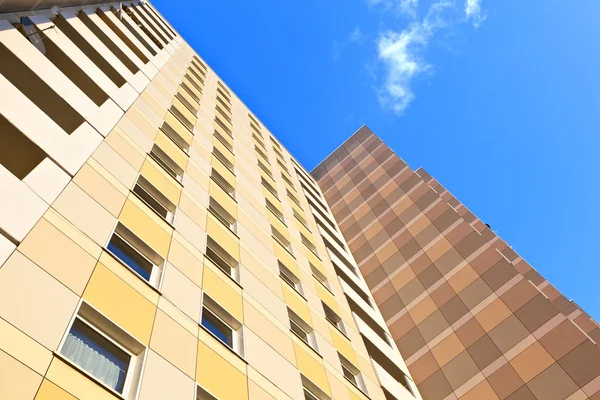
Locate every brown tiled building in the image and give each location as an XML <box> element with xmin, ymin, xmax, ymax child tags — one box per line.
<box><xmin>311</xmin><ymin>125</ymin><xmax>600</xmax><ymax>400</ymax></box>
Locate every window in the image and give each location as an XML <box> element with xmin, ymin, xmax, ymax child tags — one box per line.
<box><xmin>288</xmin><ymin>309</ymin><xmax>318</xmax><ymax>351</ymax></box>
<box><xmin>287</xmin><ymin>189</ymin><xmax>301</xmax><ymax>207</ymax></box>
<box><xmin>197</xmin><ymin>386</ymin><xmax>218</xmax><ymax>400</ymax></box>
<box><xmin>149</xmin><ymin>145</ymin><xmax>184</xmax><ymax>181</ymax></box>
<box><xmin>255</xmin><ymin>144</ymin><xmax>269</xmax><ymax>162</ymax></box>
<box><xmin>133</xmin><ymin>176</ymin><xmax>176</xmax><ymax>223</ymax></box>
<box><xmin>301</xmin><ymin>233</ymin><xmax>318</xmax><ymax>255</ymax></box>
<box><xmin>279</xmin><ymin>262</ymin><xmax>302</xmax><ymax>294</ymax></box>
<box><xmin>252</xmin><ymin>133</ymin><xmax>265</xmax><ymax>147</ymax></box>
<box><xmin>266</xmin><ymin>199</ymin><xmax>284</xmax><ymax>223</ymax></box>
<box><xmin>202</xmin><ymin>306</ymin><xmax>232</xmax><ymax>348</ymax></box>
<box><xmin>215</xmin><ymin>116</ymin><xmax>232</xmax><ymax>136</ymax></box>
<box><xmin>59</xmin><ymin>303</ymin><xmax>145</xmax><ymax>399</ymax></box>
<box><xmin>205</xmin><ymin>236</ymin><xmax>239</xmax><ymax>281</ymax></box>
<box><xmin>201</xmin><ymin>296</ymin><xmax>243</xmax><ymax>355</ymax></box>
<box><xmin>107</xmin><ymin>224</ymin><xmax>163</xmax><ymax>287</ymax></box>
<box><xmin>213</xmin><ymin>146</ymin><xmax>234</xmax><ymax>171</ymax></box>
<box><xmin>262</xmin><ymin>177</ymin><xmax>279</xmax><ymax>199</ymax></box>
<box><xmin>277</xmin><ymin>158</ymin><xmax>289</xmax><ymax>174</ymax></box>
<box><xmin>217</xmin><ymin>81</ymin><xmax>230</xmax><ymax>95</ymax></box>
<box><xmin>211</xmin><ymin>169</ymin><xmax>235</xmax><ymax>197</ymax></box>
<box><xmin>270</xmin><ymin>137</ymin><xmax>282</xmax><ymax>150</ymax></box>
<box><xmin>310</xmin><ymin>264</ymin><xmax>331</xmax><ymax>291</ymax></box>
<box><xmin>181</xmin><ymin>82</ymin><xmax>200</xmax><ymax>102</ymax></box>
<box><xmin>281</xmin><ymin>172</ymin><xmax>295</xmax><ymax>188</ymax></box>
<box><xmin>185</xmin><ymin>73</ymin><xmax>203</xmax><ymax>92</ymax></box>
<box><xmin>209</xmin><ymin>197</ymin><xmax>236</xmax><ymax>232</ymax></box>
<box><xmin>217</xmin><ymin>87</ymin><xmax>230</xmax><ymax>103</ymax></box>
<box><xmin>301</xmin><ymin>375</ymin><xmax>331</xmax><ymax>400</ymax></box>
<box><xmin>322</xmin><ymin>302</ymin><xmax>346</xmax><ymax>335</ymax></box>
<box><xmin>294</xmin><ymin>209</ymin><xmax>309</xmax><ymax>229</ymax></box>
<box><xmin>215</xmin><ymin>105</ymin><xmax>231</xmax><ymax>123</ymax></box>
<box><xmin>339</xmin><ymin>354</ymin><xmax>366</xmax><ymax>393</ymax></box>
<box><xmin>258</xmin><ymin>160</ymin><xmax>273</xmax><ymax>179</ymax></box>
<box><xmin>304</xmin><ymin>389</ymin><xmax>320</xmax><ymax>400</ymax></box>
<box><xmin>272</xmin><ymin>226</ymin><xmax>292</xmax><ymax>254</ymax></box>
<box><xmin>170</xmin><ymin>104</ymin><xmax>194</xmax><ymax>131</ymax></box>
<box><xmin>216</xmin><ymin>94</ymin><xmax>231</xmax><ymax>113</ymax></box>
<box><xmin>214</xmin><ymin>130</ymin><xmax>233</xmax><ymax>152</ymax></box>
<box><xmin>161</xmin><ymin>120</ymin><xmax>190</xmax><ymax>152</ymax></box>
<box><xmin>176</xmin><ymin>91</ymin><xmax>198</xmax><ymax>114</ymax></box>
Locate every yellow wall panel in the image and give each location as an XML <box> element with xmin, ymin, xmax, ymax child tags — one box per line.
<box><xmin>171</xmin><ymin>97</ymin><xmax>197</xmax><ymax>126</ymax></box>
<box><xmin>45</xmin><ymin>357</ymin><xmax>119</xmax><ymax>400</ymax></box>
<box><xmin>139</xmin><ymin>158</ymin><xmax>182</xmax><ymax>205</ymax></box>
<box><xmin>295</xmin><ymin>219</ymin><xmax>313</xmax><ymax>242</ymax></box>
<box><xmin>263</xmin><ymin>188</ymin><xmax>281</xmax><ymax>209</ymax></box>
<box><xmin>154</xmin><ymin>131</ymin><xmax>188</xmax><ymax>170</ymax></box>
<box><xmin>316</xmin><ymin>284</ymin><xmax>339</xmax><ymax>315</ymax></box>
<box><xmin>186</xmin><ymin>73</ymin><xmax>204</xmax><ymax>92</ymax></box>
<box><xmin>207</xmin><ymin>213</ymin><xmax>240</xmax><ymax>261</ymax></box>
<box><xmin>268</xmin><ymin>213</ymin><xmax>290</xmax><ymax>242</ymax></box>
<box><xmin>119</xmin><ymin>198</ymin><xmax>172</xmax><ymax>258</ymax></box>
<box><xmin>196</xmin><ymin>340</ymin><xmax>248</xmax><ymax>400</ymax></box>
<box><xmin>290</xmin><ymin>200</ymin><xmax>305</xmax><ymax>218</ymax></box>
<box><xmin>203</xmin><ymin>263</ymin><xmax>243</xmax><ymax>321</ymax></box>
<box><xmin>209</xmin><ymin>180</ymin><xmax>237</xmax><ymax>218</ymax></box>
<box><xmin>212</xmin><ymin>136</ymin><xmax>235</xmax><ymax>166</ymax></box>
<box><xmin>216</xmin><ymin>113</ymin><xmax>233</xmax><ymax>131</ymax></box>
<box><xmin>329</xmin><ymin>327</ymin><xmax>358</xmax><ymax>366</ymax></box>
<box><xmin>164</xmin><ymin>112</ymin><xmax>193</xmax><ymax>145</ymax></box>
<box><xmin>214</xmin><ymin>120</ymin><xmax>233</xmax><ymax>141</ymax></box>
<box><xmin>282</xmin><ymin>284</ymin><xmax>311</xmax><ymax>324</ymax></box>
<box><xmin>347</xmin><ymin>383</ymin><xmax>369</xmax><ymax>400</ymax></box>
<box><xmin>304</xmin><ymin>248</ymin><xmax>323</xmax><ymax>272</ymax></box>
<box><xmin>293</xmin><ymin>341</ymin><xmax>331</xmax><ymax>396</ymax></box>
<box><xmin>83</xmin><ymin>263</ymin><xmax>157</xmax><ymax>344</ymax></box>
<box><xmin>35</xmin><ymin>379</ymin><xmax>77</xmax><ymax>400</ymax></box>
<box><xmin>211</xmin><ymin>156</ymin><xmax>236</xmax><ymax>188</ymax></box>
<box><xmin>274</xmin><ymin>240</ymin><xmax>296</xmax><ymax>274</ymax></box>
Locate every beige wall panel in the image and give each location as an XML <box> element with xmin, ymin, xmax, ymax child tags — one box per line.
<box><xmin>161</xmin><ymin>263</ymin><xmax>201</xmax><ymax>323</ymax></box>
<box><xmin>248</xmin><ymin>379</ymin><xmax>277</xmax><ymax>400</ymax></box>
<box><xmin>149</xmin><ymin>310</ymin><xmax>197</xmax><ymax>378</ymax></box>
<box><xmin>0</xmin><ymin>349</ymin><xmax>42</xmax><ymax>400</ymax></box>
<box><xmin>0</xmin><ymin>316</ymin><xmax>52</xmax><ymax>376</ymax></box>
<box><xmin>157</xmin><ymin>297</ymin><xmax>199</xmax><ymax>338</ymax></box>
<box><xmin>131</xmin><ymin>97</ymin><xmax>164</xmax><ymax>128</ymax></box>
<box><xmin>329</xmin><ymin>327</ymin><xmax>358</xmax><ymax>366</ymax></box>
<box><xmin>0</xmin><ymin>251</ymin><xmax>78</xmax><ymax>350</ymax></box>
<box><xmin>119</xmin><ymin>197</ymin><xmax>172</xmax><ymax>257</ymax></box>
<box><xmin>92</xmin><ymin>142</ymin><xmax>139</xmax><ymax>190</ymax></box>
<box><xmin>242</xmin><ymin>269</ymin><xmax>288</xmax><ymax>326</ymax></box>
<box><xmin>35</xmin><ymin>379</ymin><xmax>77</xmax><ymax>400</ymax></box>
<box><xmin>18</xmin><ymin>218</ymin><xmax>96</xmax><ymax>296</ymax></box>
<box><xmin>240</xmin><ymin>248</ymin><xmax>282</xmax><ymax>297</ymax></box>
<box><xmin>107</xmin><ymin>124</ymin><xmax>149</xmax><ymax>168</ymax></box>
<box><xmin>139</xmin><ymin>350</ymin><xmax>195</xmax><ymax>400</ymax></box>
<box><xmin>173</xmin><ymin>211</ymin><xmax>206</xmax><ymax>252</ymax></box>
<box><xmin>43</xmin><ymin>209</ymin><xmax>102</xmax><ymax>260</ymax></box>
<box><xmin>283</xmin><ymin>284</ymin><xmax>312</xmax><ymax>325</ymax></box>
<box><xmin>126</xmin><ymin>106</ymin><xmax>160</xmax><ymax>140</ymax></box>
<box><xmin>167</xmin><ymin>235</ymin><xmax>204</xmax><ymax>286</ymax></box>
<box><xmin>73</xmin><ymin>163</ymin><xmax>127</xmax><ymax>217</ymax></box>
<box><xmin>185</xmin><ymin>158</ymin><xmax>211</xmax><ymax>188</ymax></box>
<box><xmin>45</xmin><ymin>357</ymin><xmax>119</xmax><ymax>400</ymax></box>
<box><xmin>0</xmin><ymin>234</ymin><xmax>16</xmax><ymax>267</ymax></box>
<box><xmin>178</xmin><ymin>192</ymin><xmax>208</xmax><ymax>229</ymax></box>
<box><xmin>315</xmin><ymin>332</ymin><xmax>341</xmax><ymax>375</ymax></box>
<box><xmin>243</xmin><ymin>301</ymin><xmax>296</xmax><ymax>365</ymax></box>
<box><xmin>181</xmin><ymin>178</ymin><xmax>209</xmax><ymax>212</ymax></box>
<box><xmin>238</xmin><ymin>227</ymin><xmax>276</xmax><ymax>272</ymax></box>
<box><xmin>325</xmin><ymin>370</ymin><xmax>352</xmax><ymax>400</ymax></box>
<box><xmin>52</xmin><ymin>182</ymin><xmax>116</xmax><ymax>246</ymax></box>
<box><xmin>244</xmin><ymin>329</ymin><xmax>304</xmax><ymax>400</ymax></box>
<box><xmin>83</xmin><ymin>263</ymin><xmax>157</xmax><ymax>345</ymax></box>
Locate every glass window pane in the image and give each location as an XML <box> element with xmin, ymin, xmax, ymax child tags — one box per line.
<box><xmin>61</xmin><ymin>319</ymin><xmax>130</xmax><ymax>393</ymax></box>
<box><xmin>202</xmin><ymin>309</ymin><xmax>233</xmax><ymax>348</ymax></box>
<box><xmin>290</xmin><ymin>319</ymin><xmax>308</xmax><ymax>343</ymax></box>
<box><xmin>107</xmin><ymin>235</ymin><xmax>153</xmax><ymax>281</ymax></box>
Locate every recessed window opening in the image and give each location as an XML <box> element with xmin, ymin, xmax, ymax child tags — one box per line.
<box><xmin>160</xmin><ymin>121</ymin><xmax>190</xmax><ymax>152</ymax></box>
<box><xmin>322</xmin><ymin>302</ymin><xmax>346</xmax><ymax>335</ymax></box>
<box><xmin>279</xmin><ymin>262</ymin><xmax>302</xmax><ymax>294</ymax></box>
<box><xmin>205</xmin><ymin>237</ymin><xmax>238</xmax><ymax>280</ymax></box>
<box><xmin>133</xmin><ymin>176</ymin><xmax>175</xmax><ymax>223</ymax></box>
<box><xmin>211</xmin><ymin>169</ymin><xmax>234</xmax><ymax>197</ymax></box>
<box><xmin>209</xmin><ymin>197</ymin><xmax>236</xmax><ymax>233</ymax></box>
<box><xmin>201</xmin><ymin>295</ymin><xmax>243</xmax><ymax>355</ymax></box>
<box><xmin>213</xmin><ymin>146</ymin><xmax>234</xmax><ymax>171</ymax></box>
<box><xmin>272</xmin><ymin>226</ymin><xmax>292</xmax><ymax>254</ymax></box>
<box><xmin>266</xmin><ymin>199</ymin><xmax>284</xmax><ymax>222</ymax></box>
<box><xmin>215</xmin><ymin>116</ymin><xmax>232</xmax><ymax>137</ymax></box>
<box><xmin>262</xmin><ymin>177</ymin><xmax>279</xmax><ymax>199</ymax></box>
<box><xmin>288</xmin><ymin>309</ymin><xmax>318</xmax><ymax>351</ymax></box>
<box><xmin>149</xmin><ymin>145</ymin><xmax>183</xmax><ymax>181</ymax></box>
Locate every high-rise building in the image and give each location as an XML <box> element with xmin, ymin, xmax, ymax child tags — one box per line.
<box><xmin>0</xmin><ymin>3</ymin><xmax>421</xmax><ymax>400</ymax></box>
<box><xmin>312</xmin><ymin>126</ymin><xmax>600</xmax><ymax>400</ymax></box>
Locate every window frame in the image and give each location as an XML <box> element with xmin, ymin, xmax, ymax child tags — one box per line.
<box><xmin>201</xmin><ymin>295</ymin><xmax>244</xmax><ymax>356</ymax></box>
<box><xmin>149</xmin><ymin>144</ymin><xmax>184</xmax><ymax>182</ymax></box>
<box><xmin>132</xmin><ymin>175</ymin><xmax>176</xmax><ymax>224</ymax></box>
<box><xmin>279</xmin><ymin>262</ymin><xmax>302</xmax><ymax>295</ymax></box>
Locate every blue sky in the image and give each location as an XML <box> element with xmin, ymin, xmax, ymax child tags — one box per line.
<box><xmin>153</xmin><ymin>0</ymin><xmax>600</xmax><ymax>318</ymax></box>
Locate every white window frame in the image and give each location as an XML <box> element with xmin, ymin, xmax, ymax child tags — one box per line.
<box><xmin>288</xmin><ymin>309</ymin><xmax>319</xmax><ymax>352</ymax></box>
<box><xmin>132</xmin><ymin>175</ymin><xmax>176</xmax><ymax>224</ymax></box>
<box><xmin>279</xmin><ymin>262</ymin><xmax>303</xmax><ymax>295</ymax></box>
<box><xmin>338</xmin><ymin>353</ymin><xmax>368</xmax><ymax>394</ymax></box>
<box><xmin>106</xmin><ymin>223</ymin><xmax>165</xmax><ymax>289</ymax></box>
<box><xmin>211</xmin><ymin>169</ymin><xmax>235</xmax><ymax>198</ymax></box>
<box><xmin>205</xmin><ymin>236</ymin><xmax>239</xmax><ymax>282</ymax></box>
<box><xmin>310</xmin><ymin>264</ymin><xmax>331</xmax><ymax>292</ymax></box>
<box><xmin>208</xmin><ymin>197</ymin><xmax>236</xmax><ymax>233</ymax></box>
<box><xmin>272</xmin><ymin>226</ymin><xmax>293</xmax><ymax>255</ymax></box>
<box><xmin>201</xmin><ymin>295</ymin><xmax>244</xmax><ymax>356</ymax></box>
<box><xmin>57</xmin><ymin>301</ymin><xmax>146</xmax><ymax>400</ymax></box>
<box><xmin>322</xmin><ymin>302</ymin><xmax>347</xmax><ymax>336</ymax></box>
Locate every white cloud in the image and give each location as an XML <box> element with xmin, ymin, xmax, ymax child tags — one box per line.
<box><xmin>465</xmin><ymin>0</ymin><xmax>486</xmax><ymax>28</ymax></box>
<box><xmin>376</xmin><ymin>1</ymin><xmax>453</xmax><ymax>114</ymax></box>
<box><xmin>333</xmin><ymin>27</ymin><xmax>366</xmax><ymax>60</ymax></box>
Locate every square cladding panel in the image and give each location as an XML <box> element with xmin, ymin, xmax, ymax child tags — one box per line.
<box><xmin>311</xmin><ymin>125</ymin><xmax>600</xmax><ymax>400</ymax></box>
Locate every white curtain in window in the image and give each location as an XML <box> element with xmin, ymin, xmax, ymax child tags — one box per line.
<box><xmin>62</xmin><ymin>333</ymin><xmax>122</xmax><ymax>390</ymax></box>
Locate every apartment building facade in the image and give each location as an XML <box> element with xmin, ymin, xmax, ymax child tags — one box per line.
<box><xmin>312</xmin><ymin>126</ymin><xmax>600</xmax><ymax>400</ymax></box>
<box><xmin>0</xmin><ymin>2</ymin><xmax>421</xmax><ymax>400</ymax></box>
